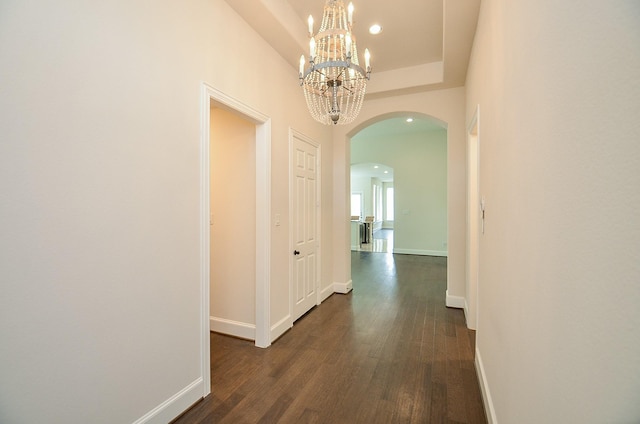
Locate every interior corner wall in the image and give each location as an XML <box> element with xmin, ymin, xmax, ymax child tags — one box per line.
<box><xmin>0</xmin><ymin>0</ymin><xmax>332</xmax><ymax>422</ymax></box>
<box><xmin>210</xmin><ymin>106</ymin><xmax>256</xmax><ymax>337</ymax></box>
<box><xmin>465</xmin><ymin>0</ymin><xmax>640</xmax><ymax>422</ymax></box>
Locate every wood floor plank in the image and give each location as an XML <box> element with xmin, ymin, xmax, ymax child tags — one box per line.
<box><xmin>429</xmin><ymin>382</ymin><xmax>449</xmax><ymax>424</ymax></box>
<box><xmin>172</xmin><ymin>252</ymin><xmax>487</xmax><ymax>424</ymax></box>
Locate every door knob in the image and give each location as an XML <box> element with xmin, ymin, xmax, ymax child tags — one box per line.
<box><xmin>294</xmin><ymin>250</ymin><xmax>300</xmax><ymax>255</ymax></box>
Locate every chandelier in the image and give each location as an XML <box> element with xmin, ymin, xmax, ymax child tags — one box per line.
<box><xmin>299</xmin><ymin>0</ymin><xmax>371</xmax><ymax>125</ymax></box>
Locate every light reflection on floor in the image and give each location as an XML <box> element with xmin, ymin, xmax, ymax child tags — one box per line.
<box><xmin>355</xmin><ymin>229</ymin><xmax>394</xmax><ymax>253</ymax></box>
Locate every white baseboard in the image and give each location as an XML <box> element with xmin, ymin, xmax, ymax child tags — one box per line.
<box><xmin>445</xmin><ymin>290</ymin><xmax>465</xmax><ymax>309</ymax></box>
<box><xmin>464</xmin><ymin>298</ymin><xmax>470</xmax><ymax>324</ymax></box>
<box><xmin>210</xmin><ymin>316</ymin><xmax>255</xmax><ymax>340</ymax></box>
<box><xmin>320</xmin><ymin>283</ymin><xmax>334</xmax><ymax>301</ymax></box>
<box><xmin>475</xmin><ymin>348</ymin><xmax>498</xmax><ymax>424</ymax></box>
<box><xmin>334</xmin><ymin>279</ymin><xmax>353</xmax><ymax>294</ymax></box>
<box><xmin>393</xmin><ymin>248</ymin><xmax>448</xmax><ymax>257</ymax></box>
<box><xmin>462</xmin><ymin>299</ymin><xmax>477</xmax><ymax>330</ymax></box>
<box><xmin>133</xmin><ymin>377</ymin><xmax>204</xmax><ymax>424</ymax></box>
<box><xmin>270</xmin><ymin>314</ymin><xmax>292</xmax><ymax>342</ymax></box>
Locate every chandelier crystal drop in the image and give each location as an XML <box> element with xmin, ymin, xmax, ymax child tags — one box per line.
<box><xmin>299</xmin><ymin>0</ymin><xmax>371</xmax><ymax>125</ymax></box>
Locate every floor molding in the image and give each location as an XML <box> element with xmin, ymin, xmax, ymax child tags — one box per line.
<box><xmin>334</xmin><ymin>279</ymin><xmax>353</xmax><ymax>294</ymax></box>
<box><xmin>270</xmin><ymin>314</ymin><xmax>292</xmax><ymax>343</ymax></box>
<box><xmin>445</xmin><ymin>290</ymin><xmax>465</xmax><ymax>309</ymax></box>
<box><xmin>133</xmin><ymin>377</ymin><xmax>203</xmax><ymax>424</ymax></box>
<box><xmin>393</xmin><ymin>248</ymin><xmax>447</xmax><ymax>257</ymax></box>
<box><xmin>475</xmin><ymin>348</ymin><xmax>498</xmax><ymax>424</ymax></box>
<box><xmin>210</xmin><ymin>317</ymin><xmax>255</xmax><ymax>340</ymax></box>
<box><xmin>320</xmin><ymin>284</ymin><xmax>334</xmax><ymax>301</ymax></box>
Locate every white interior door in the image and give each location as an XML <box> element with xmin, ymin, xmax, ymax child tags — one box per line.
<box><xmin>291</xmin><ymin>133</ymin><xmax>320</xmax><ymax>322</ymax></box>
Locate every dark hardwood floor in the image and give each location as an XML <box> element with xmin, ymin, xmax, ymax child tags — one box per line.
<box><xmin>173</xmin><ymin>252</ymin><xmax>487</xmax><ymax>424</ymax></box>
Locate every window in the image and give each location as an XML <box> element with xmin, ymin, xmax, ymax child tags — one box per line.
<box><xmin>373</xmin><ymin>184</ymin><xmax>382</xmax><ymax>221</ymax></box>
<box><xmin>351</xmin><ymin>192</ymin><xmax>362</xmax><ymax>218</ymax></box>
<box><xmin>386</xmin><ymin>187</ymin><xmax>394</xmax><ymax>221</ymax></box>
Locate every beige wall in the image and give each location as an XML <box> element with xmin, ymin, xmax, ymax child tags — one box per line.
<box><xmin>210</xmin><ymin>107</ymin><xmax>256</xmax><ymax>334</ymax></box>
<box><xmin>466</xmin><ymin>0</ymin><xmax>640</xmax><ymax>422</ymax></box>
<box><xmin>0</xmin><ymin>0</ymin><xmax>332</xmax><ymax>422</ymax></box>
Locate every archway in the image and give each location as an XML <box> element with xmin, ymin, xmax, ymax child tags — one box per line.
<box><xmin>349</xmin><ymin>113</ymin><xmax>448</xmax><ymax>256</ymax></box>
<box><xmin>329</xmin><ymin>89</ymin><xmax>469</xmax><ymax>314</ymax></box>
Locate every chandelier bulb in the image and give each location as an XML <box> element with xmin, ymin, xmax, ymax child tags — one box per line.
<box><xmin>309</xmin><ymin>38</ymin><xmax>316</xmax><ymax>60</ymax></box>
<box><xmin>348</xmin><ymin>3</ymin><xmax>354</xmax><ymax>26</ymax></box>
<box><xmin>308</xmin><ymin>15</ymin><xmax>314</xmax><ymax>36</ymax></box>
<box><xmin>299</xmin><ymin>55</ymin><xmax>305</xmax><ymax>78</ymax></box>
<box><xmin>364</xmin><ymin>48</ymin><xmax>371</xmax><ymax>71</ymax></box>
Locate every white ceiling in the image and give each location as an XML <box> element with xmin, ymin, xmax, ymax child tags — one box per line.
<box><xmin>351</xmin><ymin>162</ymin><xmax>394</xmax><ymax>183</ymax></box>
<box><xmin>224</xmin><ymin>0</ymin><xmax>481</xmax><ymax>97</ymax></box>
<box><xmin>286</xmin><ymin>0</ymin><xmax>444</xmax><ymax>72</ymax></box>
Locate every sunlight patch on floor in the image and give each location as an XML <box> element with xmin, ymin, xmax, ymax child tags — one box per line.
<box><xmin>354</xmin><ymin>229</ymin><xmax>394</xmax><ymax>253</ymax></box>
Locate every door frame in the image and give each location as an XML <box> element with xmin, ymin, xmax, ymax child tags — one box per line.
<box><xmin>199</xmin><ymin>83</ymin><xmax>272</xmax><ymax>395</ymax></box>
<box><xmin>289</xmin><ymin>128</ymin><xmax>322</xmax><ymax>324</ymax></box>
<box><xmin>466</xmin><ymin>105</ymin><xmax>480</xmax><ymax>330</ymax></box>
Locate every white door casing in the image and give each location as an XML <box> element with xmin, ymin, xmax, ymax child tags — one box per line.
<box><xmin>290</xmin><ymin>130</ymin><xmax>320</xmax><ymax>322</ymax></box>
<box><xmin>200</xmin><ymin>84</ymin><xmax>272</xmax><ymax>391</ymax></box>
<box><xmin>466</xmin><ymin>106</ymin><xmax>480</xmax><ymax>330</ymax></box>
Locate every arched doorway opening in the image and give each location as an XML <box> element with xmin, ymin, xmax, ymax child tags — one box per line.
<box><xmin>349</xmin><ymin>114</ymin><xmax>448</xmax><ymax>258</ymax></box>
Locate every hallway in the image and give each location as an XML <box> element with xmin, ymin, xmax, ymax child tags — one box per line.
<box><xmin>173</xmin><ymin>252</ymin><xmax>486</xmax><ymax>423</ymax></box>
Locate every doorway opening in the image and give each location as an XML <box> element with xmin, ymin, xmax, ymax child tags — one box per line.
<box><xmin>350</xmin><ymin>163</ymin><xmax>394</xmax><ymax>253</ymax></box>
<box><xmin>349</xmin><ymin>115</ymin><xmax>448</xmax><ymax>258</ymax></box>
<box><xmin>199</xmin><ymin>84</ymin><xmax>272</xmax><ymax>396</ymax></box>
<box><xmin>209</xmin><ymin>104</ymin><xmax>256</xmax><ymax>340</ymax></box>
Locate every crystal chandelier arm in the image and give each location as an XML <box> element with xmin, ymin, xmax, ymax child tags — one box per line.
<box><xmin>341</xmin><ymin>83</ymin><xmax>358</xmax><ymax>95</ymax></box>
<box><xmin>300</xmin><ymin>60</ymin><xmax>369</xmax><ymax>80</ymax></box>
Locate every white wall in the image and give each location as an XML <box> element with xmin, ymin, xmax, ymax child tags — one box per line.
<box><xmin>351</xmin><ymin>130</ymin><xmax>448</xmax><ymax>256</ymax></box>
<box><xmin>210</xmin><ymin>106</ymin><xmax>256</xmax><ymax>338</ymax></box>
<box><xmin>466</xmin><ymin>1</ymin><xmax>640</xmax><ymax>422</ymax></box>
<box><xmin>0</xmin><ymin>0</ymin><xmax>332</xmax><ymax>422</ymax></box>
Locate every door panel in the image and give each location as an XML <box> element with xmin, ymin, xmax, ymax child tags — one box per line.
<box><xmin>292</xmin><ymin>134</ymin><xmax>320</xmax><ymax>321</ymax></box>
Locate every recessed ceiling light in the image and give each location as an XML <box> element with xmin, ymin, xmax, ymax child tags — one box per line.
<box><xmin>406</xmin><ymin>118</ymin><xmax>414</xmax><ymax>123</ymax></box>
<box><xmin>384</xmin><ymin>170</ymin><xmax>389</xmax><ymax>174</ymax></box>
<box><xmin>373</xmin><ymin>165</ymin><xmax>379</xmax><ymax>169</ymax></box>
<box><xmin>369</xmin><ymin>24</ymin><xmax>382</xmax><ymax>35</ymax></box>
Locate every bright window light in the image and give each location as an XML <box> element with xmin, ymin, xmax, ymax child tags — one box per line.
<box><xmin>386</xmin><ymin>187</ymin><xmax>394</xmax><ymax>221</ymax></box>
<box><xmin>351</xmin><ymin>193</ymin><xmax>362</xmax><ymax>218</ymax></box>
